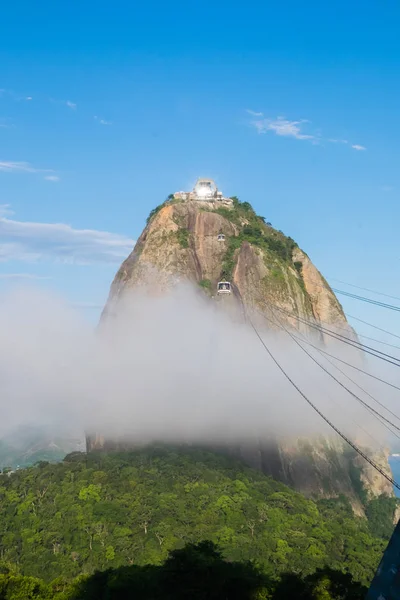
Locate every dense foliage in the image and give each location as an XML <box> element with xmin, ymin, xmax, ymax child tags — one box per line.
<box><xmin>211</xmin><ymin>197</ymin><xmax>298</xmax><ymax>279</ymax></box>
<box><xmin>0</xmin><ymin>540</ymin><xmax>371</xmax><ymax>599</ymax></box>
<box><xmin>145</xmin><ymin>195</ymin><xmax>301</xmax><ymax>280</ymax></box>
<box><xmin>0</xmin><ymin>448</ymin><xmax>387</xmax><ymax>592</ymax></box>
<box><xmin>146</xmin><ymin>203</ymin><xmax>164</xmax><ymax>224</ymax></box>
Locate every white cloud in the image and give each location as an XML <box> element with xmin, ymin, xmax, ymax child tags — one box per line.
<box><xmin>246</xmin><ymin>109</ymin><xmax>263</xmax><ymax>117</ymax></box>
<box><xmin>0</xmin><ymin>161</ymin><xmax>37</xmax><ymax>173</ymax></box>
<box><xmin>0</xmin><ymin>88</ymin><xmax>34</xmax><ymax>103</ymax></box>
<box><xmin>251</xmin><ymin>116</ymin><xmax>316</xmax><ymax>141</ymax></box>
<box><xmin>0</xmin><ymin>160</ymin><xmax>51</xmax><ymax>174</ymax></box>
<box><xmin>382</xmin><ymin>185</ymin><xmax>393</xmax><ymax>192</ymax></box>
<box><xmin>0</xmin><ymin>204</ymin><xmax>14</xmax><ymax>216</ymax></box>
<box><xmin>0</xmin><ymin>273</ymin><xmax>51</xmax><ymax>280</ymax></box>
<box><xmin>248</xmin><ymin>111</ymin><xmax>367</xmax><ymax>152</ymax></box>
<box><xmin>0</xmin><ymin>160</ymin><xmax>57</xmax><ymax>178</ymax></box>
<box><xmin>66</xmin><ymin>101</ymin><xmax>77</xmax><ymax>110</ymax></box>
<box><xmin>0</xmin><ymin>211</ymin><xmax>135</xmax><ymax>265</ymax></box>
<box><xmin>94</xmin><ymin>116</ymin><xmax>112</xmax><ymax>126</ymax></box>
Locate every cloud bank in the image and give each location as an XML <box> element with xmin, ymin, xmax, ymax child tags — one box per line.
<box><xmin>0</xmin><ymin>212</ymin><xmax>135</xmax><ymax>265</ymax></box>
<box><xmin>0</xmin><ymin>284</ymin><xmax>395</xmax><ymax>457</ymax></box>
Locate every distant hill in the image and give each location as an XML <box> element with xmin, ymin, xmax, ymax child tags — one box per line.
<box><xmin>0</xmin><ymin>426</ymin><xmax>84</xmax><ymax>469</ymax></box>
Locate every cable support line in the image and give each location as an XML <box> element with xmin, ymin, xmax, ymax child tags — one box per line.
<box><xmin>263</xmin><ymin>304</ymin><xmax>400</xmax><ymax>439</ymax></box>
<box><xmin>266</xmin><ymin>283</ymin><xmax>400</xmax><ymax>350</ymax></box>
<box><xmin>328</xmin><ymin>278</ymin><xmax>400</xmax><ymax>303</ymax></box>
<box><xmin>253</xmin><ymin>301</ymin><xmax>400</xmax><ymax>399</ymax></box>
<box><xmin>331</xmin><ymin>288</ymin><xmax>400</xmax><ymax>312</ymax></box>
<box><xmin>284</xmin><ymin>274</ymin><xmax>400</xmax><ymax>344</ymax></box>
<box><xmin>297</xmin><ymin>311</ymin><xmax>400</xmax><ymax>352</ymax></box>
<box><xmin>342</xmin><ymin>333</ymin><xmax>400</xmax><ymax>352</ymax></box>
<box><xmin>346</xmin><ymin>314</ymin><xmax>400</xmax><ymax>341</ymax></box>
<box><xmin>310</xmin><ymin>347</ymin><xmax>400</xmax><ymax>433</ymax></box>
<box><xmin>290</xmin><ymin>332</ymin><xmax>400</xmax><ymax>394</ymax></box>
<box><xmin>330</xmin><ymin>328</ymin><xmax>400</xmax><ymax>352</ymax></box>
<box><xmin>247</xmin><ymin>316</ymin><xmax>400</xmax><ymax>493</ymax></box>
<box><xmin>254</xmin><ymin>299</ymin><xmax>400</xmax><ymax>439</ymax></box>
<box><xmin>250</xmin><ymin>295</ymin><xmax>400</xmax><ymax>392</ymax></box>
<box><xmin>296</xmin><ymin>273</ymin><xmax>400</xmax><ymax>306</ymax></box>
<box><xmin>270</xmin><ymin>303</ymin><xmax>400</xmax><ymax>368</ymax></box>
<box><xmin>274</xmin><ymin>302</ymin><xmax>400</xmax><ymax>351</ymax></box>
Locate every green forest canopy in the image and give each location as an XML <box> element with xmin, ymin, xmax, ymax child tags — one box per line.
<box><xmin>0</xmin><ymin>447</ymin><xmax>392</xmax><ymax>593</ymax></box>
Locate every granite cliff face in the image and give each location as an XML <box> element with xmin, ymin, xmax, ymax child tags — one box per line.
<box><xmin>94</xmin><ymin>195</ymin><xmax>392</xmax><ymax>511</ymax></box>
<box><xmin>102</xmin><ymin>199</ymin><xmax>348</xmax><ymax>337</ymax></box>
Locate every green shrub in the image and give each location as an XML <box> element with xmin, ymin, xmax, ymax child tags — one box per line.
<box><xmin>294</xmin><ymin>261</ymin><xmax>303</xmax><ymax>275</ymax></box>
<box><xmin>146</xmin><ymin>203</ymin><xmax>164</xmax><ymax>224</ymax></box>
<box><xmin>176</xmin><ymin>228</ymin><xmax>189</xmax><ymax>248</ymax></box>
<box><xmin>365</xmin><ymin>496</ymin><xmax>398</xmax><ymax>539</ymax></box>
<box><xmin>199</xmin><ymin>279</ymin><xmax>212</xmax><ymax>289</ymax></box>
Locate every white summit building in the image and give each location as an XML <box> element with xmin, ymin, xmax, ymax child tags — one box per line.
<box><xmin>173</xmin><ymin>178</ymin><xmax>233</xmax><ymax>204</ymax></box>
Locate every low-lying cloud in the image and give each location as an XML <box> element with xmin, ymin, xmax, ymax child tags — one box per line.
<box><xmin>0</xmin><ymin>284</ymin><xmax>396</xmax><ymax>458</ymax></box>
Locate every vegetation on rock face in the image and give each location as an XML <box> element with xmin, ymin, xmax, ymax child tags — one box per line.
<box><xmin>0</xmin><ymin>447</ymin><xmax>389</xmax><ymax>593</ymax></box>
<box><xmin>365</xmin><ymin>495</ymin><xmax>398</xmax><ymax>539</ymax></box>
<box><xmin>175</xmin><ymin>227</ymin><xmax>189</xmax><ymax>248</ymax></box>
<box><xmin>208</xmin><ymin>197</ymin><xmax>299</xmax><ymax>279</ymax></box>
<box><xmin>198</xmin><ymin>279</ymin><xmax>212</xmax><ymax>289</ymax></box>
<box><xmin>146</xmin><ymin>203</ymin><xmax>165</xmax><ymax>224</ymax></box>
<box><xmin>145</xmin><ymin>196</ymin><xmax>305</xmax><ymax>285</ymax></box>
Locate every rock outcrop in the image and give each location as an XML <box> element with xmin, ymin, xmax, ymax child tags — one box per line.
<box><xmin>102</xmin><ymin>199</ymin><xmax>349</xmax><ymax>337</ymax></box>
<box><xmin>94</xmin><ymin>195</ymin><xmax>392</xmax><ymax>510</ymax></box>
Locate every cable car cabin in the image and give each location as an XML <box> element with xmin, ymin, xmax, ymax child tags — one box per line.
<box><xmin>217</xmin><ymin>233</ymin><xmax>225</xmax><ymax>241</ymax></box>
<box><xmin>217</xmin><ymin>281</ymin><xmax>231</xmax><ymax>294</ymax></box>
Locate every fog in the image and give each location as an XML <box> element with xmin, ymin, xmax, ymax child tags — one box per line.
<box><xmin>0</xmin><ymin>284</ymin><xmax>398</xmax><ymax>455</ymax></box>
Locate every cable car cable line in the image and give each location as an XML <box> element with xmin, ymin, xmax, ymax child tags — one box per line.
<box><xmin>253</xmin><ymin>300</ymin><xmax>400</xmax><ymax>420</ymax></box>
<box><xmin>268</xmin><ymin>303</ymin><xmax>400</xmax><ymax>368</ymax></box>
<box><xmin>331</xmin><ymin>288</ymin><xmax>400</xmax><ymax>312</ymax></box>
<box><xmin>303</xmin><ymin>313</ymin><xmax>400</xmax><ymax>352</ymax></box>
<box><xmin>328</xmin><ymin>278</ymin><xmax>400</xmax><ymax>303</ymax></box>
<box><xmin>206</xmin><ymin>238</ymin><xmax>400</xmax><ymax>489</ymax></box>
<box><xmin>255</xmin><ymin>303</ymin><xmax>400</xmax><ymax>402</ymax></box>
<box><xmin>247</xmin><ymin>315</ymin><xmax>400</xmax><ymax>493</ymax></box>
<box><xmin>252</xmin><ymin>304</ymin><xmax>400</xmax><ymax>445</ymax></box>
<box><xmin>284</xmin><ymin>274</ymin><xmax>400</xmax><ymax>345</ymax></box>
<box><xmin>297</xmin><ymin>274</ymin><xmax>400</xmax><ymax>307</ymax></box>
<box><xmin>258</xmin><ymin>301</ymin><xmax>400</xmax><ymax>438</ymax></box>
<box><xmin>246</xmin><ymin>270</ymin><xmax>400</xmax><ymax>443</ymax></box>
<box><xmin>346</xmin><ymin>314</ymin><xmax>400</xmax><ymax>342</ymax></box>
<box><xmin>288</xmin><ymin>331</ymin><xmax>400</xmax><ymax>394</ymax></box>
<box><xmin>246</xmin><ymin>269</ymin><xmax>400</xmax><ymax>436</ymax></box>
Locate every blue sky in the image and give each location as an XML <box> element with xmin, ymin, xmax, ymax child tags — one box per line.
<box><xmin>1</xmin><ymin>0</ymin><xmax>400</xmax><ymax>348</ymax></box>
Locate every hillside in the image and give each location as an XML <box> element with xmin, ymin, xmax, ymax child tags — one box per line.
<box><xmin>0</xmin><ymin>426</ymin><xmax>84</xmax><ymax>470</ymax></box>
<box><xmin>0</xmin><ymin>448</ymin><xmax>392</xmax><ymax>590</ymax></box>
<box><xmin>102</xmin><ymin>196</ymin><xmax>349</xmax><ymax>337</ymax></box>
<box><xmin>93</xmin><ymin>193</ymin><xmax>392</xmax><ymax>510</ymax></box>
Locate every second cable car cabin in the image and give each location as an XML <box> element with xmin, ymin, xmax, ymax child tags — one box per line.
<box><xmin>217</xmin><ymin>233</ymin><xmax>225</xmax><ymax>242</ymax></box>
<box><xmin>217</xmin><ymin>281</ymin><xmax>231</xmax><ymax>294</ymax></box>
